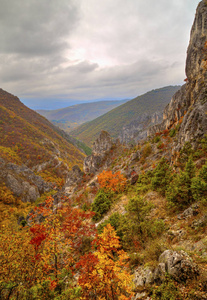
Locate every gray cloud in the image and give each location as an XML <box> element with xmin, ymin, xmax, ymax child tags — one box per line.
<box><xmin>0</xmin><ymin>0</ymin><xmax>79</xmax><ymax>56</ymax></box>
<box><xmin>0</xmin><ymin>0</ymin><xmax>200</xmax><ymax>109</ymax></box>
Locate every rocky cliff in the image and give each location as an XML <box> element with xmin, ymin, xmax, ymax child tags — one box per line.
<box><xmin>83</xmin><ymin>131</ymin><xmax>113</xmax><ymax>174</ymax></box>
<box><xmin>0</xmin><ymin>157</ymin><xmax>52</xmax><ymax>203</ymax></box>
<box><xmin>149</xmin><ymin>0</ymin><xmax>207</xmax><ymax>150</ymax></box>
<box><xmin>119</xmin><ymin>111</ymin><xmax>163</xmax><ymax>144</ymax></box>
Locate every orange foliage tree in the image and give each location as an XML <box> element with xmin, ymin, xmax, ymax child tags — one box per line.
<box><xmin>98</xmin><ymin>170</ymin><xmax>127</xmax><ymax>193</ymax></box>
<box><xmin>76</xmin><ymin>224</ymin><xmax>134</xmax><ymax>300</ymax></box>
<box><xmin>0</xmin><ymin>196</ymin><xmax>96</xmax><ymax>298</ymax></box>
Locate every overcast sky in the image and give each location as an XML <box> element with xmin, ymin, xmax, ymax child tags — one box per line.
<box><xmin>0</xmin><ymin>0</ymin><xmax>200</xmax><ymax>109</ymax></box>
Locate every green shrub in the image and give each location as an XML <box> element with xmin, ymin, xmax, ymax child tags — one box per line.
<box><xmin>169</xmin><ymin>128</ymin><xmax>176</xmax><ymax>137</ymax></box>
<box><xmin>151</xmin><ymin>219</ymin><xmax>166</xmax><ymax>237</ymax></box>
<box><xmin>151</xmin><ymin>158</ymin><xmax>172</xmax><ymax>196</ymax></box>
<box><xmin>97</xmin><ymin>212</ymin><xmax>122</xmax><ymax>233</ymax></box>
<box><xmin>166</xmin><ymin>157</ymin><xmax>196</xmax><ymax>207</ymax></box>
<box><xmin>153</xmin><ymin>135</ymin><xmax>161</xmax><ymax>143</ymax></box>
<box><xmin>122</xmin><ymin>196</ymin><xmax>154</xmax><ymax>246</ymax></box>
<box><xmin>178</xmin><ymin>142</ymin><xmax>193</xmax><ymax>165</ymax></box>
<box><xmin>201</xmin><ymin>134</ymin><xmax>207</xmax><ymax>151</ymax></box>
<box><xmin>152</xmin><ymin>276</ymin><xmax>181</xmax><ymax>299</ymax></box>
<box><xmin>126</xmin><ymin>196</ymin><xmax>153</xmax><ymax>223</ymax></box>
<box><xmin>191</xmin><ymin>161</ymin><xmax>207</xmax><ymax>202</ymax></box>
<box><xmin>135</xmin><ymin>171</ymin><xmax>152</xmax><ymax>194</ymax></box>
<box><xmin>92</xmin><ymin>189</ymin><xmax>112</xmax><ymax>221</ymax></box>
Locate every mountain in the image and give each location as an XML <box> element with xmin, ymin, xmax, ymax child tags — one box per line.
<box><xmin>70</xmin><ymin>86</ymin><xmax>180</xmax><ymax>147</ymax></box>
<box><xmin>1</xmin><ymin>2</ymin><xmax>207</xmax><ymax>300</ymax></box>
<box><xmin>37</xmin><ymin>99</ymin><xmax>128</xmax><ymax>132</ymax></box>
<box><xmin>0</xmin><ymin>88</ymin><xmax>85</xmax><ymax>204</ymax></box>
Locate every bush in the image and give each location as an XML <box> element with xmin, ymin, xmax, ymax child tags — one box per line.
<box><xmin>151</xmin><ymin>219</ymin><xmax>166</xmax><ymax>237</ymax></box>
<box><xmin>151</xmin><ymin>158</ymin><xmax>172</xmax><ymax>196</ymax></box>
<box><xmin>201</xmin><ymin>134</ymin><xmax>207</xmax><ymax>151</ymax></box>
<box><xmin>152</xmin><ymin>276</ymin><xmax>181</xmax><ymax>300</ymax></box>
<box><xmin>178</xmin><ymin>142</ymin><xmax>193</xmax><ymax>165</ymax></box>
<box><xmin>153</xmin><ymin>135</ymin><xmax>161</xmax><ymax>143</ymax></box>
<box><xmin>166</xmin><ymin>157</ymin><xmax>196</xmax><ymax>207</ymax></box>
<box><xmin>169</xmin><ymin>128</ymin><xmax>176</xmax><ymax>137</ymax></box>
<box><xmin>122</xmin><ymin>196</ymin><xmax>153</xmax><ymax>247</ymax></box>
<box><xmin>191</xmin><ymin>161</ymin><xmax>207</xmax><ymax>202</ymax></box>
<box><xmin>97</xmin><ymin>212</ymin><xmax>122</xmax><ymax>233</ymax></box>
<box><xmin>92</xmin><ymin>189</ymin><xmax>112</xmax><ymax>221</ymax></box>
<box><xmin>142</xmin><ymin>143</ymin><xmax>152</xmax><ymax>158</ymax></box>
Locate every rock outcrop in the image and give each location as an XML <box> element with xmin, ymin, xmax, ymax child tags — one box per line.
<box><xmin>83</xmin><ymin>131</ymin><xmax>113</xmax><ymax>174</ymax></box>
<box><xmin>154</xmin><ymin>250</ymin><xmax>199</xmax><ymax>282</ymax></box>
<box><xmin>64</xmin><ymin>165</ymin><xmax>84</xmax><ymax>195</ymax></box>
<box><xmin>148</xmin><ymin>0</ymin><xmax>207</xmax><ymax>150</ymax></box>
<box><xmin>134</xmin><ymin>250</ymin><xmax>199</xmax><ymax>290</ymax></box>
<box><xmin>119</xmin><ymin>112</ymin><xmax>163</xmax><ymax>144</ymax></box>
<box><xmin>0</xmin><ymin>157</ymin><xmax>52</xmax><ymax>202</ymax></box>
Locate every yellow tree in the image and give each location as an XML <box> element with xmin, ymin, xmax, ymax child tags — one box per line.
<box><xmin>77</xmin><ymin>224</ymin><xmax>134</xmax><ymax>300</ymax></box>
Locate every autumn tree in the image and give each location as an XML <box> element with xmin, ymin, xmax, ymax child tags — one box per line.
<box><xmin>0</xmin><ymin>196</ymin><xmax>96</xmax><ymax>299</ymax></box>
<box><xmin>76</xmin><ymin>224</ymin><xmax>134</xmax><ymax>300</ymax></box>
<box><xmin>98</xmin><ymin>170</ymin><xmax>127</xmax><ymax>193</ymax></box>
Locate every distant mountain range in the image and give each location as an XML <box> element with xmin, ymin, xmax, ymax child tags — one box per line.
<box><xmin>37</xmin><ymin>99</ymin><xmax>128</xmax><ymax>132</ymax></box>
<box><xmin>70</xmin><ymin>86</ymin><xmax>181</xmax><ymax>147</ymax></box>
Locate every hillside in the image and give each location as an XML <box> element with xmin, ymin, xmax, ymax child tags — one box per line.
<box><xmin>70</xmin><ymin>86</ymin><xmax>180</xmax><ymax>147</ymax></box>
<box><xmin>0</xmin><ymin>88</ymin><xmax>85</xmax><ymax>204</ymax></box>
<box><xmin>0</xmin><ymin>1</ymin><xmax>207</xmax><ymax>300</ymax></box>
<box><xmin>37</xmin><ymin>99</ymin><xmax>128</xmax><ymax>132</ymax></box>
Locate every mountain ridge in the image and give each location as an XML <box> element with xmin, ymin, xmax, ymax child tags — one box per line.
<box><xmin>70</xmin><ymin>85</ymin><xmax>181</xmax><ymax>147</ymax></box>
<box><xmin>37</xmin><ymin>99</ymin><xmax>129</xmax><ymax>132</ymax></box>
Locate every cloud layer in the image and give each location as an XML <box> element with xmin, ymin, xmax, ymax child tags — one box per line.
<box><xmin>0</xmin><ymin>0</ymin><xmax>200</xmax><ymax>109</ymax></box>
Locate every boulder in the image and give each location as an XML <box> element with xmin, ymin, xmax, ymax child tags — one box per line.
<box><xmin>177</xmin><ymin>203</ymin><xmax>199</xmax><ymax>220</ymax></box>
<box><xmin>134</xmin><ymin>267</ymin><xmax>154</xmax><ymax>287</ymax></box>
<box><xmin>154</xmin><ymin>250</ymin><xmax>199</xmax><ymax>282</ymax></box>
<box><xmin>134</xmin><ymin>250</ymin><xmax>199</xmax><ymax>290</ymax></box>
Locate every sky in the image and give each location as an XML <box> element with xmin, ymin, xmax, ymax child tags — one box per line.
<box><xmin>0</xmin><ymin>0</ymin><xmax>200</xmax><ymax>109</ymax></box>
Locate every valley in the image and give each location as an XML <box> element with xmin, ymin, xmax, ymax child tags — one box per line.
<box><xmin>0</xmin><ymin>1</ymin><xmax>207</xmax><ymax>299</ymax></box>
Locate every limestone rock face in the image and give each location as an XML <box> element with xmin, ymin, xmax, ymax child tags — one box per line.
<box><xmin>134</xmin><ymin>267</ymin><xmax>154</xmax><ymax>287</ymax></box>
<box><xmin>64</xmin><ymin>165</ymin><xmax>84</xmax><ymax>195</ymax></box>
<box><xmin>148</xmin><ymin>0</ymin><xmax>207</xmax><ymax>150</ymax></box>
<box><xmin>92</xmin><ymin>130</ymin><xmax>113</xmax><ymax>156</ymax></box>
<box><xmin>0</xmin><ymin>157</ymin><xmax>52</xmax><ymax>202</ymax></box>
<box><xmin>119</xmin><ymin>112</ymin><xmax>163</xmax><ymax>144</ymax></box>
<box><xmin>83</xmin><ymin>131</ymin><xmax>113</xmax><ymax>174</ymax></box>
<box><xmin>133</xmin><ymin>250</ymin><xmax>199</xmax><ymax>291</ymax></box>
<box><xmin>155</xmin><ymin>250</ymin><xmax>199</xmax><ymax>282</ymax></box>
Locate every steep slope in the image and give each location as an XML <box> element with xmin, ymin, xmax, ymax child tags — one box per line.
<box><xmin>70</xmin><ymin>86</ymin><xmax>180</xmax><ymax>147</ymax></box>
<box><xmin>0</xmin><ymin>88</ymin><xmax>85</xmax><ymax>203</ymax></box>
<box><xmin>149</xmin><ymin>0</ymin><xmax>207</xmax><ymax>151</ymax></box>
<box><xmin>37</xmin><ymin>99</ymin><xmax>128</xmax><ymax>132</ymax></box>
